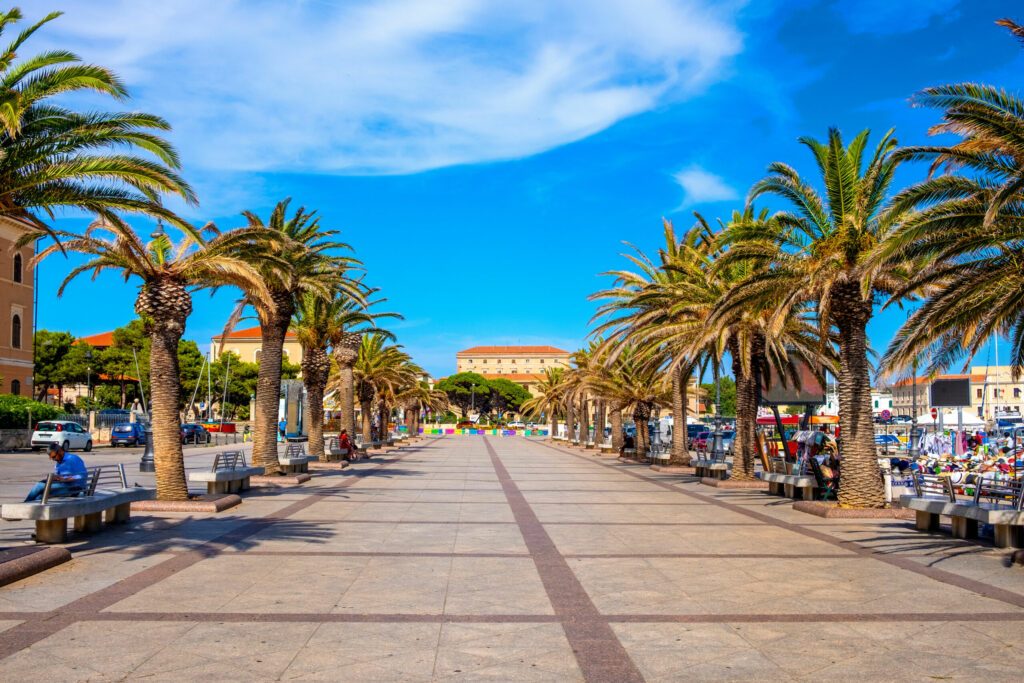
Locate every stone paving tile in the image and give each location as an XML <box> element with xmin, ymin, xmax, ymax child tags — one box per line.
<box><xmin>0</xmin><ymin>620</ymin><xmax>21</xmax><ymax>634</ymax></box>
<box><xmin>453</xmin><ymin>523</ymin><xmax>527</xmax><ymax>554</ymax></box>
<box><xmin>433</xmin><ymin>622</ymin><xmax>583</xmax><ymax>681</ymax></box>
<box><xmin>282</xmin><ymin>622</ymin><xmax>441</xmax><ymax>681</ymax></box>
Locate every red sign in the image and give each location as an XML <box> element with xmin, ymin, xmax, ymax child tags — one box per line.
<box><xmin>930</xmin><ymin>407</ymin><xmax>938</xmax><ymax>421</ymax></box>
<box><xmin>880</xmin><ymin>409</ymin><xmax>891</xmax><ymax>421</ymax></box>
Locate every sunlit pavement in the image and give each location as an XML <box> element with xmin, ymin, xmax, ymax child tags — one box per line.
<box><xmin>1</xmin><ymin>435</ymin><xmax>1023</xmax><ymax>681</ymax></box>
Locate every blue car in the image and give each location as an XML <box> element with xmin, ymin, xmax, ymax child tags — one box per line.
<box><xmin>110</xmin><ymin>422</ymin><xmax>146</xmax><ymax>447</ymax></box>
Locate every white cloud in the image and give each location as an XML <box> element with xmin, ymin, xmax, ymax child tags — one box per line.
<box><xmin>672</xmin><ymin>165</ymin><xmax>738</xmax><ymax>208</ymax></box>
<box><xmin>38</xmin><ymin>0</ymin><xmax>742</xmax><ymax>175</ymax></box>
<box><xmin>834</xmin><ymin>0</ymin><xmax>959</xmax><ymax>36</ymax></box>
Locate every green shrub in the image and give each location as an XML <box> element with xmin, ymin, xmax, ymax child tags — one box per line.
<box><xmin>0</xmin><ymin>394</ymin><xmax>61</xmax><ymax>429</ymax></box>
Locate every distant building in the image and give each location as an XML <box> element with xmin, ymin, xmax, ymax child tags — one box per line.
<box><xmin>0</xmin><ymin>216</ymin><xmax>35</xmax><ymax>396</ymax></box>
<box><xmin>211</xmin><ymin>325</ymin><xmax>303</xmax><ymax>368</ymax></box>
<box><xmin>891</xmin><ymin>366</ymin><xmax>1024</xmax><ymax>420</ymax></box>
<box><xmin>455</xmin><ymin>345</ymin><xmax>571</xmax><ymax>394</ymax></box>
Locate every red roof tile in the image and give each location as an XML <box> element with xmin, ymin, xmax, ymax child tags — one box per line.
<box><xmin>75</xmin><ymin>331</ymin><xmax>116</xmax><ymax>348</ymax></box>
<box><xmin>457</xmin><ymin>345</ymin><xmax>569</xmax><ymax>356</ymax></box>
<box><xmin>212</xmin><ymin>325</ymin><xmax>297</xmax><ymax>340</ymax></box>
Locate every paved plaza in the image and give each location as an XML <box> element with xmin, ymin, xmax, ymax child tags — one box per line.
<box><xmin>1</xmin><ymin>436</ymin><xmax>1023</xmax><ymax>681</ymax></box>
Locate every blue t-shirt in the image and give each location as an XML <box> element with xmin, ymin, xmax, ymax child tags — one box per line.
<box><xmin>55</xmin><ymin>453</ymin><xmax>88</xmax><ymax>488</ymax></box>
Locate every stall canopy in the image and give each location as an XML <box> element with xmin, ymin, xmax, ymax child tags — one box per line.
<box><xmin>916</xmin><ymin>410</ymin><xmax>985</xmax><ymax>426</ymax></box>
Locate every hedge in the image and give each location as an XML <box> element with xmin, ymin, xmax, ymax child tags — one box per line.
<box><xmin>0</xmin><ymin>394</ymin><xmax>61</xmax><ymax>429</ymax></box>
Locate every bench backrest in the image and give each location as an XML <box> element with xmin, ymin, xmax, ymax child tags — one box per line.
<box><xmin>769</xmin><ymin>457</ymin><xmax>786</xmax><ymax>474</ymax></box>
<box><xmin>86</xmin><ymin>464</ymin><xmax>129</xmax><ymax>495</ymax></box>
<box><xmin>212</xmin><ymin>450</ymin><xmax>247</xmax><ymax>471</ymax></box>
<box><xmin>285</xmin><ymin>443</ymin><xmax>307</xmax><ymax>458</ymax></box>
<box><xmin>972</xmin><ymin>477</ymin><xmax>1024</xmax><ymax>510</ymax></box>
<box><xmin>912</xmin><ymin>473</ymin><xmax>955</xmax><ymax>501</ymax></box>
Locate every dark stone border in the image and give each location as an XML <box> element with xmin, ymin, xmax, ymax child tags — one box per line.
<box><xmin>0</xmin><ymin>547</ymin><xmax>72</xmax><ymax>588</ymax></box>
<box><xmin>793</xmin><ymin>501</ymin><xmax>916</xmax><ymax>519</ymax></box>
<box><xmin>132</xmin><ymin>494</ymin><xmax>242</xmax><ymax>513</ymax></box>
<box><xmin>483</xmin><ymin>437</ymin><xmax>644</xmax><ymax>683</ymax></box>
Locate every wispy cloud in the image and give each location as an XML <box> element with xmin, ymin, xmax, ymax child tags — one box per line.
<box><xmin>672</xmin><ymin>165</ymin><xmax>738</xmax><ymax>209</ymax></box>
<box><xmin>40</xmin><ymin>0</ymin><xmax>742</xmax><ymax>175</ymax></box>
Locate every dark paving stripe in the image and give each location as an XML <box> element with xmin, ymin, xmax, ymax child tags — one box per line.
<box><xmin>537</xmin><ymin>440</ymin><xmax>1024</xmax><ymax>611</ymax></box>
<box><xmin>484</xmin><ymin>437</ymin><xmax>644</xmax><ymax>683</ymax></box>
<box><xmin>4</xmin><ymin>610</ymin><xmax>1017</xmax><ymax>624</ymax></box>
<box><xmin>0</xmin><ymin>439</ymin><xmax>440</xmax><ymax>661</ymax></box>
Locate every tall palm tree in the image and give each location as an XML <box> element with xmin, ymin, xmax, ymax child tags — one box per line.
<box><xmin>879</xmin><ymin>23</ymin><xmax>1024</xmax><ymax>377</ymax></box>
<box><xmin>521</xmin><ymin>367</ymin><xmax>566</xmax><ymax>437</ymax></box>
<box><xmin>226</xmin><ymin>199</ymin><xmax>363</xmax><ymax>474</ymax></box>
<box><xmin>589</xmin><ymin>346</ymin><xmax>669</xmax><ymax>456</ymax></box>
<box><xmin>397</xmin><ymin>377</ymin><xmax>449</xmax><ymax>436</ymax></box>
<box><xmin>1</xmin><ymin>8</ymin><xmax>195</xmax><ymax>236</ymax></box>
<box><xmin>38</xmin><ymin>217</ymin><xmax>274</xmax><ymax>499</ymax></box>
<box><xmin>724</xmin><ymin>129</ymin><xmax>909</xmax><ymax>504</ymax></box>
<box><xmin>349</xmin><ymin>333</ymin><xmax>412</xmax><ymax>443</ymax></box>
<box><xmin>591</xmin><ymin>220</ymin><xmax>714</xmax><ymax>465</ymax></box>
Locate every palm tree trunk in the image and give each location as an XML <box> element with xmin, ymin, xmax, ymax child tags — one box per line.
<box><xmin>670</xmin><ymin>364</ymin><xmax>691</xmax><ymax>466</ymax></box>
<box><xmin>611</xmin><ymin>406</ymin><xmax>623</xmax><ymax>451</ymax></box>
<box><xmin>135</xmin><ymin>282</ymin><xmax>190</xmax><ymax>501</ymax></box>
<box><xmin>253</xmin><ymin>296</ymin><xmax>293</xmax><ymax>475</ymax></box>
<box><xmin>594</xmin><ymin>399</ymin><xmax>605</xmax><ymax>446</ymax></box>
<box><xmin>566</xmin><ymin>400</ymin><xmax>576</xmax><ymax>443</ymax></box>
<box><xmin>360</xmin><ymin>397</ymin><xmax>373</xmax><ymax>443</ymax></box>
<box><xmin>378</xmin><ymin>401</ymin><xmax>388</xmax><ymax>441</ymax></box>
<box><xmin>334</xmin><ymin>332</ymin><xmax>361</xmax><ymax>436</ymax></box>
<box><xmin>550</xmin><ymin>413</ymin><xmax>558</xmax><ymax>439</ymax></box>
<box><xmin>835</xmin><ymin>287</ymin><xmax>885</xmax><ymax>508</ymax></box>
<box><xmin>633</xmin><ymin>402</ymin><xmax>651</xmax><ymax>457</ymax></box>
<box><xmin>729</xmin><ymin>337</ymin><xmax>763</xmax><ymax>481</ymax></box>
<box><xmin>302</xmin><ymin>345</ymin><xmax>330</xmax><ymax>461</ymax></box>
<box><xmin>579</xmin><ymin>394</ymin><xmax>589</xmax><ymax>447</ymax></box>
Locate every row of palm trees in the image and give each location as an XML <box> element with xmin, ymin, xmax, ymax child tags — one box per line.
<box><xmin>529</xmin><ymin>18</ymin><xmax>1024</xmax><ymax>509</ymax></box>
<box><xmin>1</xmin><ymin>8</ymin><xmax>435</xmax><ymax>500</ymax></box>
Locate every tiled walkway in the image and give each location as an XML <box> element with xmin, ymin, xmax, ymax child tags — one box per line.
<box><xmin>1</xmin><ymin>435</ymin><xmax>1024</xmax><ymax>681</ymax></box>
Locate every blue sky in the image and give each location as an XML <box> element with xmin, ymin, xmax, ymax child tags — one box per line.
<box><xmin>31</xmin><ymin>0</ymin><xmax>1024</xmax><ymax>378</ymax></box>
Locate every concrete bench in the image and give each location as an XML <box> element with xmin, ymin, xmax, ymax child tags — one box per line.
<box><xmin>189</xmin><ymin>450</ymin><xmax>263</xmax><ymax>494</ymax></box>
<box><xmin>1</xmin><ymin>464</ymin><xmax>154</xmax><ymax>543</ymax></box>
<box><xmin>325</xmin><ymin>437</ymin><xmax>357</xmax><ymax>462</ymax></box>
<box><xmin>693</xmin><ymin>457</ymin><xmax>731</xmax><ymax>479</ymax></box>
<box><xmin>902</xmin><ymin>475</ymin><xmax>1024</xmax><ymax>547</ymax></box>
<box><xmin>762</xmin><ymin>472</ymin><xmax>817</xmax><ymax>499</ymax></box>
<box><xmin>279</xmin><ymin>444</ymin><xmax>313</xmax><ymax>474</ymax></box>
<box><xmin>651</xmin><ymin>451</ymin><xmax>671</xmax><ymax>465</ymax></box>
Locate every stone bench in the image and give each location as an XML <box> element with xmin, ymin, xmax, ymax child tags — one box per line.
<box><xmin>762</xmin><ymin>472</ymin><xmax>817</xmax><ymax>499</ymax></box>
<box><xmin>189</xmin><ymin>450</ymin><xmax>263</xmax><ymax>494</ymax></box>
<box><xmin>279</xmin><ymin>444</ymin><xmax>314</xmax><ymax>474</ymax></box>
<box><xmin>901</xmin><ymin>475</ymin><xmax>1024</xmax><ymax>548</ymax></box>
<box><xmin>651</xmin><ymin>451</ymin><xmax>671</xmax><ymax>465</ymax></box>
<box><xmin>326</xmin><ymin>437</ymin><xmax>357</xmax><ymax>462</ymax></box>
<box><xmin>1</xmin><ymin>464</ymin><xmax>155</xmax><ymax>543</ymax></box>
<box><xmin>693</xmin><ymin>458</ymin><xmax>731</xmax><ymax>479</ymax></box>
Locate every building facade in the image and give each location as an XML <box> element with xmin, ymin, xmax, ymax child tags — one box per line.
<box><xmin>890</xmin><ymin>366</ymin><xmax>1024</xmax><ymax>420</ymax></box>
<box><xmin>0</xmin><ymin>216</ymin><xmax>35</xmax><ymax>396</ymax></box>
<box><xmin>211</xmin><ymin>325</ymin><xmax>303</xmax><ymax>367</ymax></box>
<box><xmin>456</xmin><ymin>345</ymin><xmax>571</xmax><ymax>395</ymax></box>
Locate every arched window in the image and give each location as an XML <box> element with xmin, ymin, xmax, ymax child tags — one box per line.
<box><xmin>12</xmin><ymin>253</ymin><xmax>22</xmax><ymax>283</ymax></box>
<box><xmin>10</xmin><ymin>379</ymin><xmax>20</xmax><ymax>395</ymax></box>
<box><xmin>11</xmin><ymin>314</ymin><xmax>20</xmax><ymax>349</ymax></box>
<box><xmin>254</xmin><ymin>349</ymin><xmax>261</xmax><ymax>363</ymax></box>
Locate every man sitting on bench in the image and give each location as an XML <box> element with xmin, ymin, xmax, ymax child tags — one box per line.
<box><xmin>24</xmin><ymin>443</ymin><xmax>88</xmax><ymax>501</ymax></box>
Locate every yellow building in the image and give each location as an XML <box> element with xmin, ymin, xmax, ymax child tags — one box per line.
<box><xmin>891</xmin><ymin>366</ymin><xmax>1024</xmax><ymax>420</ymax></box>
<box><xmin>211</xmin><ymin>325</ymin><xmax>303</xmax><ymax>369</ymax></box>
<box><xmin>0</xmin><ymin>216</ymin><xmax>35</xmax><ymax>396</ymax></box>
<box><xmin>456</xmin><ymin>345</ymin><xmax>570</xmax><ymax>394</ymax></box>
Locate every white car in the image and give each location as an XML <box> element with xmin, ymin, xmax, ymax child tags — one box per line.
<box><xmin>31</xmin><ymin>420</ymin><xmax>93</xmax><ymax>452</ymax></box>
<box><xmin>507</xmin><ymin>421</ymin><xmax>526</xmax><ymax>429</ymax></box>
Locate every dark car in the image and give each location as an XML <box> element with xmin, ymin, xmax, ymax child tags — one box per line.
<box><xmin>693</xmin><ymin>431</ymin><xmax>712</xmax><ymax>451</ymax></box>
<box><xmin>180</xmin><ymin>423</ymin><xmax>211</xmax><ymax>444</ymax></box>
<box><xmin>686</xmin><ymin>423</ymin><xmax>709</xmax><ymax>449</ymax></box>
<box><xmin>110</xmin><ymin>422</ymin><xmax>146</xmax><ymax>447</ymax></box>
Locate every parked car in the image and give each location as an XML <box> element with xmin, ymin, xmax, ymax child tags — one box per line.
<box><xmin>31</xmin><ymin>420</ymin><xmax>93</xmax><ymax>452</ymax></box>
<box><xmin>180</xmin><ymin>423</ymin><xmax>211</xmax><ymax>444</ymax></box>
<box><xmin>110</xmin><ymin>422</ymin><xmax>146</xmax><ymax>447</ymax></box>
<box><xmin>890</xmin><ymin>415</ymin><xmax>913</xmax><ymax>425</ymax></box>
<box><xmin>686</xmin><ymin>423</ymin><xmax>709</xmax><ymax>449</ymax></box>
<box><xmin>693</xmin><ymin>430</ymin><xmax>735</xmax><ymax>454</ymax></box>
<box><xmin>507</xmin><ymin>421</ymin><xmax>525</xmax><ymax>429</ymax></box>
<box><xmin>693</xmin><ymin>431</ymin><xmax>711</xmax><ymax>451</ymax></box>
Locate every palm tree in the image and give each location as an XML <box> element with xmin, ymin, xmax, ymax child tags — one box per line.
<box><xmin>349</xmin><ymin>333</ymin><xmax>412</xmax><ymax>444</ymax></box>
<box><xmin>589</xmin><ymin>346</ymin><xmax>669</xmax><ymax>456</ymax></box>
<box><xmin>293</xmin><ymin>290</ymin><xmax>397</xmax><ymax>461</ymax></box>
<box><xmin>878</xmin><ymin>23</ymin><xmax>1024</xmax><ymax>378</ymax></box>
<box><xmin>724</xmin><ymin>129</ymin><xmax>909</xmax><ymax>504</ymax></box>
<box><xmin>591</xmin><ymin>220</ymin><xmax>715</xmax><ymax>466</ymax></box>
<box><xmin>521</xmin><ymin>367</ymin><xmax>566</xmax><ymax>437</ymax></box>
<box><xmin>226</xmin><ymin>199</ymin><xmax>363</xmax><ymax>474</ymax></box>
<box><xmin>0</xmin><ymin>8</ymin><xmax>195</xmax><ymax>236</ymax></box>
<box><xmin>38</xmin><ymin>217</ymin><xmax>273</xmax><ymax>499</ymax></box>
<box><xmin>397</xmin><ymin>377</ymin><xmax>449</xmax><ymax>437</ymax></box>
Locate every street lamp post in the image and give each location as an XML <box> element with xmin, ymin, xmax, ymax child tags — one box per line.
<box><xmin>471</xmin><ymin>383</ymin><xmax>476</xmax><ymax>416</ymax></box>
<box><xmin>85</xmin><ymin>349</ymin><xmax>93</xmax><ymax>410</ymax></box>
